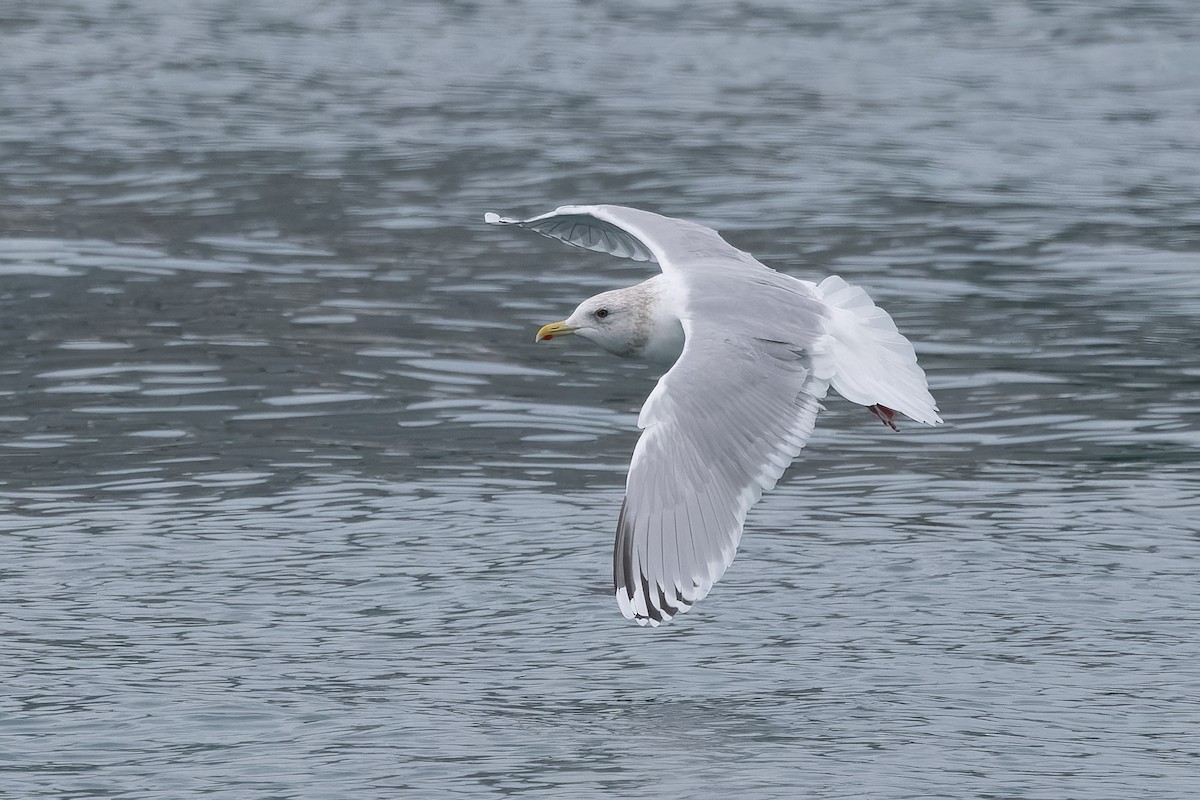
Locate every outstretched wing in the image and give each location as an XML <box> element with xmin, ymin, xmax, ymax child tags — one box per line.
<box><xmin>484</xmin><ymin>205</ymin><xmax>762</xmax><ymax>274</ymax></box>
<box><xmin>613</xmin><ymin>327</ymin><xmax>832</xmax><ymax>626</ymax></box>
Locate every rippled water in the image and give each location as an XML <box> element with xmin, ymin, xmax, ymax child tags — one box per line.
<box><xmin>3</xmin><ymin>2</ymin><xmax>1199</xmax><ymax>797</ymax></box>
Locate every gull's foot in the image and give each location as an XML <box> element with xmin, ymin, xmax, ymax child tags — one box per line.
<box><xmin>868</xmin><ymin>404</ymin><xmax>898</xmax><ymax>431</ymax></box>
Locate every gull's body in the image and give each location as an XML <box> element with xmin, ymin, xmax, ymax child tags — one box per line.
<box><xmin>486</xmin><ymin>205</ymin><xmax>940</xmax><ymax>626</ymax></box>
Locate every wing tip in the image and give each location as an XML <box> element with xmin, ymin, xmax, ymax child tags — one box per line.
<box><xmin>614</xmin><ymin>585</ymin><xmax>700</xmax><ymax>627</ymax></box>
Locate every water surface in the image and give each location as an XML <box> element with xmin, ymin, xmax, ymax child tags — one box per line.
<box><xmin>2</xmin><ymin>2</ymin><xmax>1199</xmax><ymax>798</ymax></box>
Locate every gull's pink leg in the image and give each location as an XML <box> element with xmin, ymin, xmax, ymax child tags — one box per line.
<box><xmin>868</xmin><ymin>404</ymin><xmax>898</xmax><ymax>431</ymax></box>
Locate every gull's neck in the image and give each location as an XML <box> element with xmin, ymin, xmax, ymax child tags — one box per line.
<box><xmin>634</xmin><ymin>275</ymin><xmax>685</xmax><ymax>366</ymax></box>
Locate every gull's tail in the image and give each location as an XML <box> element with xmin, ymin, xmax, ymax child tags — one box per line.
<box><xmin>815</xmin><ymin>275</ymin><xmax>941</xmax><ymax>426</ymax></box>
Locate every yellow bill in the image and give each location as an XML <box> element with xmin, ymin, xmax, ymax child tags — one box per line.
<box><xmin>535</xmin><ymin>321</ymin><xmax>577</xmax><ymax>342</ymax></box>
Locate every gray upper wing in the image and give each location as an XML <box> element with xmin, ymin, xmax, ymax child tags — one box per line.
<box><xmin>613</xmin><ymin>327</ymin><xmax>832</xmax><ymax>626</ymax></box>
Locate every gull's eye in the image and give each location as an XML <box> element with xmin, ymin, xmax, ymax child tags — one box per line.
<box><xmin>595</xmin><ymin>308</ymin><xmax>609</xmax><ymax>319</ymax></box>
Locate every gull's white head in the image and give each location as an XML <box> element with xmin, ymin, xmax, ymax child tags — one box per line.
<box><xmin>535</xmin><ymin>277</ymin><xmax>684</xmax><ymax>364</ymax></box>
<box><xmin>536</xmin><ymin>286</ymin><xmax>648</xmax><ymax>358</ymax></box>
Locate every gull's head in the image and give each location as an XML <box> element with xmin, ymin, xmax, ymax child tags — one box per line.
<box><xmin>535</xmin><ymin>286</ymin><xmax>652</xmax><ymax>359</ymax></box>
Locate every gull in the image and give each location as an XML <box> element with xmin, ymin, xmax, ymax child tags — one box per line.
<box><xmin>486</xmin><ymin>205</ymin><xmax>940</xmax><ymax>626</ymax></box>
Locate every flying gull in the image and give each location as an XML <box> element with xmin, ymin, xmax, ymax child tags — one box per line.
<box><xmin>485</xmin><ymin>205</ymin><xmax>940</xmax><ymax>626</ymax></box>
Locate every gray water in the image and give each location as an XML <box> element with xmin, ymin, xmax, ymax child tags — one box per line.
<box><xmin>2</xmin><ymin>1</ymin><xmax>1199</xmax><ymax>797</ymax></box>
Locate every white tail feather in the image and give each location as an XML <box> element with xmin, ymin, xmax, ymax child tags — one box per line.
<box><xmin>817</xmin><ymin>275</ymin><xmax>941</xmax><ymax>425</ymax></box>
